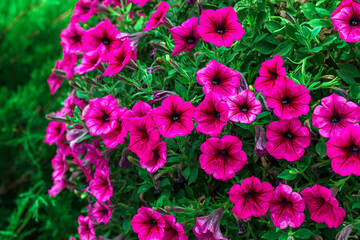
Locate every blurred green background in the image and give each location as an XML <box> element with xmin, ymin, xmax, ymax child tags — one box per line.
<box><xmin>0</xmin><ymin>0</ymin><xmax>83</xmax><ymax>239</ymax></box>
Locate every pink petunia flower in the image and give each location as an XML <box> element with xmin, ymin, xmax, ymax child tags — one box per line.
<box><xmin>199</xmin><ymin>135</ymin><xmax>247</xmax><ymax>181</ymax></box>
<box><xmin>61</xmin><ymin>23</ymin><xmax>85</xmax><ymax>53</ymax></box>
<box><xmin>132</xmin><ymin>0</ymin><xmax>152</xmax><ymax>6</ymax></box>
<box><xmin>78</xmin><ymin>215</ymin><xmax>96</xmax><ymax>240</ymax></box>
<box><xmin>198</xmin><ymin>7</ymin><xmax>245</xmax><ymax>47</ymax></box>
<box><xmin>269</xmin><ymin>183</ymin><xmax>305</xmax><ymax>229</ymax></box>
<box><xmin>71</xmin><ymin>0</ymin><xmax>100</xmax><ymax>23</ymax></box>
<box><xmin>103</xmin><ymin>39</ymin><xmax>133</xmax><ymax>76</ymax></box>
<box><xmin>85</xmin><ymin>95</ymin><xmax>120</xmax><ymax>136</ymax></box>
<box><xmin>326</xmin><ymin>125</ymin><xmax>360</xmax><ymax>176</ymax></box>
<box><xmin>66</xmin><ymin>127</ymin><xmax>89</xmax><ymax>155</ymax></box>
<box><xmin>72</xmin><ymin>152</ymin><xmax>94</xmax><ymax>182</ymax></box>
<box><xmin>312</xmin><ymin>93</ymin><xmax>360</xmax><ymax>138</ymax></box>
<box><xmin>300</xmin><ymin>184</ymin><xmax>345</xmax><ymax>228</ymax></box>
<box><xmin>229</xmin><ymin>176</ymin><xmax>274</xmax><ymax>219</ymax></box>
<box><xmin>89</xmin><ymin>168</ymin><xmax>113</xmax><ymax>202</ymax></box>
<box><xmin>123</xmin><ymin>100</ymin><xmax>152</xmax><ymax>120</ymax></box>
<box><xmin>254</xmin><ymin>55</ymin><xmax>287</xmax><ymax>95</ymax></box>
<box><xmin>131</xmin><ymin>206</ymin><xmax>166</xmax><ymax>240</ymax></box>
<box><xmin>48</xmin><ymin>178</ymin><xmax>67</xmax><ymax>196</ymax></box>
<box><xmin>194</xmin><ymin>93</ymin><xmax>229</xmax><ymax>137</ymax></box>
<box><xmin>139</xmin><ymin>141</ymin><xmax>167</xmax><ymax>173</ymax></box>
<box><xmin>44</xmin><ymin>121</ymin><xmax>66</xmax><ymax>145</ymax></box>
<box><xmin>266</xmin><ymin>118</ymin><xmax>311</xmax><ymax>162</ymax></box>
<box><xmin>163</xmin><ymin>214</ymin><xmax>188</xmax><ymax>240</ymax></box>
<box><xmin>51</xmin><ymin>151</ymin><xmax>68</xmax><ymax>181</ymax></box>
<box><xmin>90</xmin><ymin>202</ymin><xmax>112</xmax><ymax>224</ymax></box>
<box><xmin>169</xmin><ymin>17</ymin><xmax>199</xmax><ymax>56</ymax></box>
<box><xmin>47</xmin><ymin>72</ymin><xmax>65</xmax><ymax>95</ymax></box>
<box><xmin>330</xmin><ymin>0</ymin><xmax>360</xmax><ymax>43</ymax></box>
<box><xmin>265</xmin><ymin>78</ymin><xmax>311</xmax><ymax>119</ymax></box>
<box><xmin>196</xmin><ymin>59</ymin><xmax>241</xmax><ymax>100</ymax></box>
<box><xmin>100</xmin><ymin>107</ymin><xmax>128</xmax><ymax>149</ymax></box>
<box><xmin>74</xmin><ymin>49</ymin><xmax>104</xmax><ymax>75</ymax></box>
<box><xmin>143</xmin><ymin>2</ymin><xmax>172</xmax><ymax>32</ymax></box>
<box><xmin>60</xmin><ymin>89</ymin><xmax>86</xmax><ymax>117</ymax></box>
<box><xmin>151</xmin><ymin>95</ymin><xmax>195</xmax><ymax>138</ymax></box>
<box><xmin>61</xmin><ymin>53</ymin><xmax>79</xmax><ymax>79</ymax></box>
<box><xmin>227</xmin><ymin>89</ymin><xmax>262</xmax><ymax>124</ymax></box>
<box><xmin>83</xmin><ymin>20</ymin><xmax>123</xmax><ymax>62</ymax></box>
<box><xmin>193</xmin><ymin>207</ymin><xmax>229</xmax><ymax>240</ymax></box>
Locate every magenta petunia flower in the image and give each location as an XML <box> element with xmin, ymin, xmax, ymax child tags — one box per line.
<box><xmin>169</xmin><ymin>17</ymin><xmax>199</xmax><ymax>56</ymax></box>
<box><xmin>89</xmin><ymin>168</ymin><xmax>113</xmax><ymax>202</ymax></box>
<box><xmin>100</xmin><ymin>107</ymin><xmax>128</xmax><ymax>149</ymax></box>
<box><xmin>199</xmin><ymin>135</ymin><xmax>247</xmax><ymax>181</ymax></box>
<box><xmin>90</xmin><ymin>202</ymin><xmax>112</xmax><ymax>224</ymax></box>
<box><xmin>265</xmin><ymin>78</ymin><xmax>311</xmax><ymax>119</ymax></box>
<box><xmin>163</xmin><ymin>214</ymin><xmax>188</xmax><ymax>240</ymax></box>
<box><xmin>300</xmin><ymin>184</ymin><xmax>345</xmax><ymax>228</ymax></box>
<box><xmin>193</xmin><ymin>207</ymin><xmax>229</xmax><ymax>240</ymax></box>
<box><xmin>60</xmin><ymin>89</ymin><xmax>86</xmax><ymax>117</ymax></box>
<box><xmin>194</xmin><ymin>93</ymin><xmax>229</xmax><ymax>137</ymax></box>
<box><xmin>61</xmin><ymin>53</ymin><xmax>78</xmax><ymax>80</ymax></box>
<box><xmin>72</xmin><ymin>152</ymin><xmax>94</xmax><ymax>183</ymax></box>
<box><xmin>198</xmin><ymin>7</ymin><xmax>245</xmax><ymax>47</ymax></box>
<box><xmin>312</xmin><ymin>93</ymin><xmax>360</xmax><ymax>138</ymax></box>
<box><xmin>61</xmin><ymin>23</ymin><xmax>85</xmax><ymax>53</ymax></box>
<box><xmin>48</xmin><ymin>178</ymin><xmax>66</xmax><ymax>197</ymax></box>
<box><xmin>139</xmin><ymin>141</ymin><xmax>167</xmax><ymax>173</ymax></box>
<box><xmin>131</xmin><ymin>206</ymin><xmax>166</xmax><ymax>240</ymax></box>
<box><xmin>85</xmin><ymin>95</ymin><xmax>120</xmax><ymax>136</ymax></box>
<box><xmin>78</xmin><ymin>215</ymin><xmax>96</xmax><ymax>240</ymax></box>
<box><xmin>47</xmin><ymin>54</ymin><xmax>76</xmax><ymax>94</ymax></box>
<box><xmin>266</xmin><ymin>118</ymin><xmax>311</xmax><ymax>162</ymax></box>
<box><xmin>47</xmin><ymin>72</ymin><xmax>65</xmax><ymax>95</ymax></box>
<box><xmin>327</xmin><ymin>125</ymin><xmax>360</xmax><ymax>176</ymax></box>
<box><xmin>330</xmin><ymin>0</ymin><xmax>360</xmax><ymax>43</ymax></box>
<box><xmin>51</xmin><ymin>151</ymin><xmax>68</xmax><ymax>181</ymax></box>
<box><xmin>229</xmin><ymin>176</ymin><xmax>274</xmax><ymax>219</ymax></box>
<box><xmin>44</xmin><ymin>121</ymin><xmax>66</xmax><ymax>145</ymax></box>
<box><xmin>74</xmin><ymin>49</ymin><xmax>104</xmax><ymax>75</ymax></box>
<box><xmin>103</xmin><ymin>39</ymin><xmax>133</xmax><ymax>76</ymax></box>
<box><xmin>132</xmin><ymin>0</ymin><xmax>151</xmax><ymax>6</ymax></box>
<box><xmin>254</xmin><ymin>55</ymin><xmax>287</xmax><ymax>95</ymax></box>
<box><xmin>71</xmin><ymin>0</ymin><xmax>99</xmax><ymax>23</ymax></box>
<box><xmin>227</xmin><ymin>89</ymin><xmax>262</xmax><ymax>124</ymax></box>
<box><xmin>151</xmin><ymin>95</ymin><xmax>195</xmax><ymax>138</ymax></box>
<box><xmin>269</xmin><ymin>183</ymin><xmax>305</xmax><ymax>229</ymax></box>
<box><xmin>143</xmin><ymin>1</ymin><xmax>171</xmax><ymax>32</ymax></box>
<box><xmin>123</xmin><ymin>100</ymin><xmax>152</xmax><ymax>120</ymax></box>
<box><xmin>83</xmin><ymin>20</ymin><xmax>123</xmax><ymax>62</ymax></box>
<box><xmin>196</xmin><ymin>59</ymin><xmax>241</xmax><ymax>100</ymax></box>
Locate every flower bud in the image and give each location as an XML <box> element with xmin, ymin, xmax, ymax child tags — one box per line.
<box><xmin>166</xmin><ymin>55</ymin><xmax>179</xmax><ymax>69</ymax></box>
<box><xmin>146</xmin><ymin>65</ymin><xmax>165</xmax><ymax>74</ymax></box>
<box><xmin>119</xmin><ymin>148</ymin><xmax>130</xmax><ymax>168</ymax></box>
<box><xmin>149</xmin><ymin>90</ymin><xmax>178</xmax><ymax>104</ymax></box>
<box><xmin>238</xmin><ymin>74</ymin><xmax>248</xmax><ymax>91</ymax></box>
<box><xmin>333</xmin><ymin>87</ymin><xmax>351</xmax><ymax>101</ymax></box>
<box><xmin>117</xmin><ymin>32</ymin><xmax>148</xmax><ymax>52</ymax></box>
<box><xmin>150</xmin><ymin>41</ymin><xmax>171</xmax><ymax>53</ymax></box>
<box><xmin>254</xmin><ymin>125</ymin><xmax>268</xmax><ymax>157</ymax></box>
<box><xmin>186</xmin><ymin>0</ymin><xmax>196</xmax><ymax>5</ymax></box>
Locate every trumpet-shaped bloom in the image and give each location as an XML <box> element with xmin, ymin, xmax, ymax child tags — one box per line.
<box><xmin>163</xmin><ymin>214</ymin><xmax>188</xmax><ymax>240</ymax></box>
<box><xmin>60</xmin><ymin>89</ymin><xmax>86</xmax><ymax>117</ymax></box>
<box><xmin>74</xmin><ymin>49</ymin><xmax>104</xmax><ymax>75</ymax></box>
<box><xmin>103</xmin><ymin>39</ymin><xmax>133</xmax><ymax>76</ymax></box>
<box><xmin>61</xmin><ymin>23</ymin><xmax>85</xmax><ymax>53</ymax></box>
<box><xmin>48</xmin><ymin>178</ymin><xmax>66</xmax><ymax>197</ymax></box>
<box><xmin>266</xmin><ymin>118</ymin><xmax>311</xmax><ymax>161</ymax></box>
<box><xmin>71</xmin><ymin>0</ymin><xmax>99</xmax><ymax>23</ymax></box>
<box><xmin>66</xmin><ymin>127</ymin><xmax>88</xmax><ymax>155</ymax></box>
<box><xmin>300</xmin><ymin>184</ymin><xmax>345</xmax><ymax>228</ymax></box>
<box><xmin>229</xmin><ymin>176</ymin><xmax>274</xmax><ymax>219</ymax></box>
<box><xmin>139</xmin><ymin>141</ymin><xmax>167</xmax><ymax>173</ymax></box>
<box><xmin>151</xmin><ymin>95</ymin><xmax>195</xmax><ymax>138</ymax></box>
<box><xmin>169</xmin><ymin>17</ymin><xmax>199</xmax><ymax>56</ymax></box>
<box><xmin>51</xmin><ymin>151</ymin><xmax>68</xmax><ymax>181</ymax></box>
<box><xmin>131</xmin><ymin>206</ymin><xmax>166</xmax><ymax>240</ymax></box>
<box><xmin>199</xmin><ymin>135</ymin><xmax>247</xmax><ymax>181</ymax></box>
<box><xmin>100</xmin><ymin>108</ymin><xmax>128</xmax><ymax>148</ymax></box>
<box><xmin>89</xmin><ymin>168</ymin><xmax>113</xmax><ymax>202</ymax></box>
<box><xmin>194</xmin><ymin>93</ymin><xmax>229</xmax><ymax>137</ymax></box>
<box><xmin>269</xmin><ymin>183</ymin><xmax>305</xmax><ymax>229</ymax></box>
<box><xmin>44</xmin><ymin>121</ymin><xmax>66</xmax><ymax>145</ymax></box>
<box><xmin>78</xmin><ymin>216</ymin><xmax>96</xmax><ymax>240</ymax></box>
<box><xmin>196</xmin><ymin>60</ymin><xmax>241</xmax><ymax>100</ymax></box>
<box><xmin>90</xmin><ymin>202</ymin><xmax>112</xmax><ymax>225</ymax></box>
<box><xmin>198</xmin><ymin>7</ymin><xmax>245</xmax><ymax>47</ymax></box>
<box><xmin>326</xmin><ymin>125</ymin><xmax>360</xmax><ymax>176</ymax></box>
<box><xmin>227</xmin><ymin>90</ymin><xmax>262</xmax><ymax>124</ymax></box>
<box><xmin>193</xmin><ymin>207</ymin><xmax>229</xmax><ymax>240</ymax></box>
<box><xmin>123</xmin><ymin>101</ymin><xmax>151</xmax><ymax>120</ymax></box>
<box><xmin>312</xmin><ymin>93</ymin><xmax>360</xmax><ymax>138</ymax></box>
<box><xmin>132</xmin><ymin>0</ymin><xmax>151</xmax><ymax>6</ymax></box>
<box><xmin>143</xmin><ymin>2</ymin><xmax>170</xmax><ymax>32</ymax></box>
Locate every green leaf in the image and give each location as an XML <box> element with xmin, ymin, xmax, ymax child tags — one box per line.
<box><xmin>262</xmin><ymin>230</ymin><xmax>281</xmax><ymax>239</ymax></box>
<box><xmin>310</xmin><ymin>46</ymin><xmax>323</xmax><ymax>52</ymax></box>
<box><xmin>322</xmin><ymin>35</ymin><xmax>337</xmax><ymax>46</ymax></box>
<box><xmin>265</xmin><ymin>21</ymin><xmax>284</xmax><ymax>33</ymax></box>
<box><xmin>273</xmin><ymin>41</ymin><xmax>294</xmax><ymax>56</ymax></box>
<box><xmin>352</xmin><ymin>203</ymin><xmax>360</xmax><ymax>209</ymax></box>
<box><xmin>254</xmin><ymin>42</ymin><xmax>276</xmax><ymax>55</ymax></box>
<box><xmin>315</xmin><ymin>142</ymin><xmax>327</xmax><ymax>158</ymax></box>
<box><xmin>299</xmin><ymin>155</ymin><xmax>312</xmax><ymax>171</ymax></box>
<box><xmin>350</xmin><ymin>84</ymin><xmax>360</xmax><ymax>100</ymax></box>
<box><xmin>337</xmin><ymin>70</ymin><xmax>355</xmax><ymax>85</ymax></box>
<box><xmin>188</xmin><ymin>165</ymin><xmax>199</xmax><ymax>185</ymax></box>
<box><xmin>302</xmin><ymin>3</ymin><xmax>317</xmax><ymax>20</ymax></box>
<box><xmin>310</xmin><ymin>26</ymin><xmax>322</xmax><ymax>40</ymax></box>
<box><xmin>137</xmin><ymin>184</ymin><xmax>152</xmax><ymax>194</ymax></box>
<box><xmin>308</xmin><ymin>19</ymin><xmax>331</xmax><ymax>28</ymax></box>
<box><xmin>294</xmin><ymin>228</ymin><xmax>314</xmax><ymax>239</ymax></box>
<box><xmin>278</xmin><ymin>169</ymin><xmax>298</xmax><ymax>180</ymax></box>
<box><xmin>353</xmin><ymin>223</ymin><xmax>360</xmax><ymax>230</ymax></box>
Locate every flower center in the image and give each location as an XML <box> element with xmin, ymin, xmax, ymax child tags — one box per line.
<box><xmin>213</xmin><ymin>111</ymin><xmax>221</xmax><ymax>119</ymax></box>
<box><xmin>283</xmin><ymin>131</ymin><xmax>294</xmax><ymax>140</ymax></box>
<box><xmin>281</xmin><ymin>198</ymin><xmax>293</xmax><ymax>206</ymax></box>
<box><xmin>349</xmin><ymin>17</ymin><xmax>360</xmax><ymax>27</ymax></box>
<box><xmin>153</xmin><ymin>150</ymin><xmax>160</xmax><ymax>159</ymax></box>
<box><xmin>215</xmin><ymin>25</ymin><xmax>226</xmax><ymax>35</ymax></box>
<box><xmin>74</xmin><ymin>35</ymin><xmax>81</xmax><ymax>42</ymax></box>
<box><xmin>186</xmin><ymin>36</ymin><xmax>197</xmax><ymax>44</ymax></box>
<box><xmin>218</xmin><ymin>149</ymin><xmax>229</xmax><ymax>158</ymax></box>
<box><xmin>102</xmin><ymin>114</ymin><xmax>110</xmax><ymax>122</ymax></box>
<box><xmin>348</xmin><ymin>144</ymin><xmax>360</xmax><ymax>155</ymax></box>
<box><xmin>272</xmin><ymin>72</ymin><xmax>278</xmax><ymax>80</ymax></box>
<box><xmin>240</xmin><ymin>104</ymin><xmax>249</xmax><ymax>113</ymax></box>
<box><xmin>101</xmin><ymin>37</ymin><xmax>110</xmax><ymax>45</ymax></box>
<box><xmin>244</xmin><ymin>190</ymin><xmax>255</xmax><ymax>202</ymax></box>
<box><xmin>330</xmin><ymin>114</ymin><xmax>341</xmax><ymax>124</ymax></box>
<box><xmin>149</xmin><ymin>218</ymin><xmax>158</xmax><ymax>226</ymax></box>
<box><xmin>212</xmin><ymin>76</ymin><xmax>221</xmax><ymax>85</ymax></box>
<box><xmin>281</xmin><ymin>96</ymin><xmax>291</xmax><ymax>106</ymax></box>
<box><xmin>170</xmin><ymin>112</ymin><xmax>181</xmax><ymax>122</ymax></box>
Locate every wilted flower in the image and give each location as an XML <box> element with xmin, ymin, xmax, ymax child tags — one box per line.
<box><xmin>146</xmin><ymin>65</ymin><xmax>165</xmax><ymax>74</ymax></box>
<box><xmin>66</xmin><ymin>126</ymin><xmax>89</xmax><ymax>155</ymax></box>
<box><xmin>254</xmin><ymin>125</ymin><xmax>268</xmax><ymax>157</ymax></box>
<box><xmin>131</xmin><ymin>206</ymin><xmax>165</xmax><ymax>240</ymax></box>
<box><xmin>119</xmin><ymin>147</ymin><xmax>130</xmax><ymax>168</ymax></box>
<box><xmin>60</xmin><ymin>23</ymin><xmax>85</xmax><ymax>53</ymax></box>
<box><xmin>169</xmin><ymin>17</ymin><xmax>199</xmax><ymax>56</ymax></box>
<box><xmin>143</xmin><ymin>2</ymin><xmax>172</xmax><ymax>32</ymax></box>
<box><xmin>118</xmin><ymin>32</ymin><xmax>148</xmax><ymax>54</ymax></box>
<box><xmin>149</xmin><ymin>91</ymin><xmax>178</xmax><ymax>104</ymax></box>
<box><xmin>193</xmin><ymin>207</ymin><xmax>229</xmax><ymax>240</ymax></box>
<box><xmin>78</xmin><ymin>215</ymin><xmax>96</xmax><ymax>240</ymax></box>
<box><xmin>186</xmin><ymin>0</ymin><xmax>196</xmax><ymax>5</ymax></box>
<box><xmin>89</xmin><ymin>168</ymin><xmax>113</xmax><ymax>202</ymax></box>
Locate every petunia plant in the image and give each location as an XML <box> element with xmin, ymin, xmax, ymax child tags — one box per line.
<box><xmin>44</xmin><ymin>0</ymin><xmax>360</xmax><ymax>239</ymax></box>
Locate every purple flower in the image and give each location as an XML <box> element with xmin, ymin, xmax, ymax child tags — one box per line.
<box><xmin>78</xmin><ymin>215</ymin><xmax>96</xmax><ymax>240</ymax></box>
<box><xmin>169</xmin><ymin>17</ymin><xmax>199</xmax><ymax>56</ymax></box>
<box><xmin>193</xmin><ymin>207</ymin><xmax>229</xmax><ymax>240</ymax></box>
<box><xmin>89</xmin><ymin>168</ymin><xmax>113</xmax><ymax>202</ymax></box>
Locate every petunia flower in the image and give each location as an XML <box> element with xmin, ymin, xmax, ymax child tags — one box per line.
<box><xmin>100</xmin><ymin>107</ymin><xmax>128</xmax><ymax>149</ymax></box>
<box><xmin>196</xmin><ymin>59</ymin><xmax>241</xmax><ymax>100</ymax></box>
<box><xmin>199</xmin><ymin>135</ymin><xmax>247</xmax><ymax>181</ymax></box>
<box><xmin>132</xmin><ymin>0</ymin><xmax>152</xmax><ymax>6</ymax></box>
<box><xmin>139</xmin><ymin>141</ymin><xmax>167</xmax><ymax>173</ymax></box>
<box><xmin>198</xmin><ymin>7</ymin><xmax>245</xmax><ymax>47</ymax></box>
<box><xmin>60</xmin><ymin>53</ymin><xmax>78</xmax><ymax>79</ymax></box>
<box><xmin>78</xmin><ymin>215</ymin><xmax>96</xmax><ymax>240</ymax></box>
<box><xmin>330</xmin><ymin>0</ymin><xmax>360</xmax><ymax>42</ymax></box>
<box><xmin>90</xmin><ymin>201</ymin><xmax>112</xmax><ymax>225</ymax></box>
<box><xmin>227</xmin><ymin>89</ymin><xmax>262</xmax><ymax>124</ymax></box>
<box><xmin>47</xmin><ymin>72</ymin><xmax>65</xmax><ymax>95</ymax></box>
<box><xmin>72</xmin><ymin>152</ymin><xmax>94</xmax><ymax>183</ymax></box>
<box><xmin>85</xmin><ymin>95</ymin><xmax>120</xmax><ymax>136</ymax></box>
<box><xmin>123</xmin><ymin>100</ymin><xmax>152</xmax><ymax>120</ymax></box>
<box><xmin>60</xmin><ymin>89</ymin><xmax>86</xmax><ymax>117</ymax></box>
<box><xmin>326</xmin><ymin>125</ymin><xmax>360</xmax><ymax>176</ymax></box>
<box><xmin>163</xmin><ymin>214</ymin><xmax>188</xmax><ymax>240</ymax></box>
<box><xmin>66</xmin><ymin>127</ymin><xmax>89</xmax><ymax>155</ymax></box>
<box><xmin>193</xmin><ymin>207</ymin><xmax>229</xmax><ymax>240</ymax></box>
<box><xmin>149</xmin><ymin>91</ymin><xmax>178</xmax><ymax>104</ymax></box>
<box><xmin>131</xmin><ymin>206</ymin><xmax>166</xmax><ymax>240</ymax></box>
<box><xmin>169</xmin><ymin>17</ymin><xmax>199</xmax><ymax>56</ymax></box>
<box><xmin>300</xmin><ymin>184</ymin><xmax>345</xmax><ymax>228</ymax></box>
<box><xmin>254</xmin><ymin>55</ymin><xmax>287</xmax><ymax>95</ymax></box>
<box><xmin>89</xmin><ymin>168</ymin><xmax>113</xmax><ymax>202</ymax></box>
<box><xmin>103</xmin><ymin>39</ymin><xmax>133</xmax><ymax>76</ymax></box>
<box><xmin>51</xmin><ymin>151</ymin><xmax>68</xmax><ymax>181</ymax></box>
<box><xmin>254</xmin><ymin>125</ymin><xmax>268</xmax><ymax>157</ymax></box>
<box><xmin>229</xmin><ymin>176</ymin><xmax>274</xmax><ymax>219</ymax></box>
<box><xmin>151</xmin><ymin>95</ymin><xmax>195</xmax><ymax>138</ymax></box>
<box><xmin>265</xmin><ymin>78</ymin><xmax>311</xmax><ymax>119</ymax></box>
<box><xmin>117</xmin><ymin>32</ymin><xmax>148</xmax><ymax>55</ymax></box>
<box><xmin>74</xmin><ymin>49</ymin><xmax>105</xmax><ymax>75</ymax></box>
<box><xmin>269</xmin><ymin>183</ymin><xmax>305</xmax><ymax>229</ymax></box>
<box><xmin>266</xmin><ymin>118</ymin><xmax>311</xmax><ymax>162</ymax></box>
<box><xmin>143</xmin><ymin>2</ymin><xmax>172</xmax><ymax>32</ymax></box>
<box><xmin>312</xmin><ymin>93</ymin><xmax>360</xmax><ymax>138</ymax></box>
<box><xmin>48</xmin><ymin>178</ymin><xmax>67</xmax><ymax>197</ymax></box>
<box><xmin>71</xmin><ymin>0</ymin><xmax>105</xmax><ymax>23</ymax></box>
<box><xmin>61</xmin><ymin>23</ymin><xmax>85</xmax><ymax>53</ymax></box>
<box><xmin>194</xmin><ymin>93</ymin><xmax>229</xmax><ymax>137</ymax></box>
<box><xmin>44</xmin><ymin>121</ymin><xmax>67</xmax><ymax>145</ymax></box>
